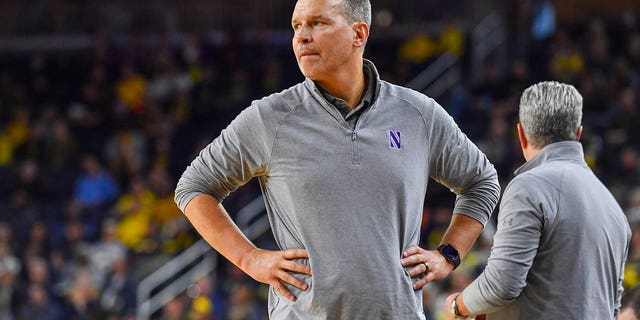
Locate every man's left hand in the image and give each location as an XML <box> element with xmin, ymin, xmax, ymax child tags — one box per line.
<box><xmin>401</xmin><ymin>245</ymin><xmax>454</xmax><ymax>289</ymax></box>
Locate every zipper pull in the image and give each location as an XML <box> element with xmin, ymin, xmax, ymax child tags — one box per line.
<box><xmin>352</xmin><ymin>131</ymin><xmax>357</xmax><ymax>141</ymax></box>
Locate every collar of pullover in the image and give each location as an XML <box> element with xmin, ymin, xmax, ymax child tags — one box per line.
<box><xmin>317</xmin><ymin>62</ymin><xmax>375</xmax><ymax>120</ymax></box>
<box><xmin>304</xmin><ymin>59</ymin><xmax>382</xmax><ymax>114</ymax></box>
<box><xmin>514</xmin><ymin>141</ymin><xmax>587</xmax><ymax>176</ymax></box>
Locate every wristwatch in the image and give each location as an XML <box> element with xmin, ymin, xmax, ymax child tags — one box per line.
<box><xmin>450</xmin><ymin>294</ymin><xmax>465</xmax><ymax>319</ymax></box>
<box><xmin>450</xmin><ymin>294</ymin><xmax>474</xmax><ymax>320</ymax></box>
<box><xmin>438</xmin><ymin>244</ymin><xmax>461</xmax><ymax>270</ymax></box>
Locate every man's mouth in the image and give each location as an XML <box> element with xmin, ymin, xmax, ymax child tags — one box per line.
<box><xmin>299</xmin><ymin>50</ymin><xmax>318</xmax><ymax>58</ymax></box>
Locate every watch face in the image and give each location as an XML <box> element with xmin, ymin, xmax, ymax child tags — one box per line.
<box><xmin>439</xmin><ymin>244</ymin><xmax>461</xmax><ymax>269</ymax></box>
<box><xmin>440</xmin><ymin>244</ymin><xmax>459</xmax><ymax>258</ymax></box>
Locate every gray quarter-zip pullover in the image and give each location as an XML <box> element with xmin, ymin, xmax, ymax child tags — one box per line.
<box><xmin>461</xmin><ymin>141</ymin><xmax>631</xmax><ymax>319</ymax></box>
<box><xmin>175</xmin><ymin>60</ymin><xmax>500</xmax><ymax>319</ymax></box>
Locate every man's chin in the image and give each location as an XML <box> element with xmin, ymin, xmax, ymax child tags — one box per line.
<box><xmin>298</xmin><ymin>67</ymin><xmax>317</xmax><ymax>80</ymax></box>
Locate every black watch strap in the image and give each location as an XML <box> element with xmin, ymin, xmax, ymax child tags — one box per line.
<box><xmin>438</xmin><ymin>244</ymin><xmax>461</xmax><ymax>270</ymax></box>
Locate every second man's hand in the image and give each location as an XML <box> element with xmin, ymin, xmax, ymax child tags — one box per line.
<box><xmin>241</xmin><ymin>248</ymin><xmax>312</xmax><ymax>302</ymax></box>
<box><xmin>401</xmin><ymin>245</ymin><xmax>453</xmax><ymax>290</ymax></box>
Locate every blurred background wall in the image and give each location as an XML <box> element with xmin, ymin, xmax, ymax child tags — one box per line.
<box><xmin>0</xmin><ymin>1</ymin><xmax>639</xmax><ymax>319</ymax></box>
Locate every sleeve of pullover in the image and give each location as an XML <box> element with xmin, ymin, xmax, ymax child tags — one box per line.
<box><xmin>427</xmin><ymin>99</ymin><xmax>500</xmax><ymax>225</ymax></box>
<box><xmin>461</xmin><ymin>176</ymin><xmax>544</xmax><ymax>313</ymax></box>
<box><xmin>616</xmin><ymin>235</ymin><xmax>630</xmax><ymax>315</ymax></box>
<box><xmin>174</xmin><ymin>103</ymin><xmax>275</xmax><ymax>212</ymax></box>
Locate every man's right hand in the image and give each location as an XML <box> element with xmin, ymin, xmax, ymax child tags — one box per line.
<box><xmin>241</xmin><ymin>248</ymin><xmax>312</xmax><ymax>301</ymax></box>
<box><xmin>181</xmin><ymin>195</ymin><xmax>312</xmax><ymax>301</ymax></box>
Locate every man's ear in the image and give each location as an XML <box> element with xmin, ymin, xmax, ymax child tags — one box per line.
<box><xmin>353</xmin><ymin>22</ymin><xmax>369</xmax><ymax>48</ymax></box>
<box><xmin>576</xmin><ymin>125</ymin><xmax>583</xmax><ymax>141</ymax></box>
<box><xmin>517</xmin><ymin>123</ymin><xmax>528</xmax><ymax>150</ymax></box>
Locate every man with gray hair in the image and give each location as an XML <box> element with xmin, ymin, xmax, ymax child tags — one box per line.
<box><xmin>444</xmin><ymin>81</ymin><xmax>631</xmax><ymax>319</ymax></box>
<box><xmin>175</xmin><ymin>0</ymin><xmax>500</xmax><ymax>318</ymax></box>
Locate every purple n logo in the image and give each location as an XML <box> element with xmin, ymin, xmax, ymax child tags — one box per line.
<box><xmin>389</xmin><ymin>130</ymin><xmax>401</xmax><ymax>149</ymax></box>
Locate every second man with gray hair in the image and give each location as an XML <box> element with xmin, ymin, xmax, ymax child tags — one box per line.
<box><xmin>444</xmin><ymin>81</ymin><xmax>631</xmax><ymax>320</ymax></box>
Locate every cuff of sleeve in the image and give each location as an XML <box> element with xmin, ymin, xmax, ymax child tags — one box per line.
<box><xmin>175</xmin><ymin>191</ymin><xmax>226</xmax><ymax>213</ymax></box>
<box><xmin>460</xmin><ymin>278</ymin><xmax>489</xmax><ymax>315</ymax></box>
<box><xmin>452</xmin><ymin>202</ymin><xmax>490</xmax><ymax>226</ymax></box>
<box><xmin>176</xmin><ymin>192</ymin><xmax>202</xmax><ymax>213</ymax></box>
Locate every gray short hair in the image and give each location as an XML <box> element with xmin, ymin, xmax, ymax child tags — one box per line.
<box><xmin>519</xmin><ymin>81</ymin><xmax>583</xmax><ymax>148</ymax></box>
<box><xmin>341</xmin><ymin>0</ymin><xmax>371</xmax><ymax>26</ymax></box>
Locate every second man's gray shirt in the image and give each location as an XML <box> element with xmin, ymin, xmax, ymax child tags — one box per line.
<box><xmin>175</xmin><ymin>60</ymin><xmax>500</xmax><ymax>319</ymax></box>
<box><xmin>462</xmin><ymin>141</ymin><xmax>631</xmax><ymax>320</ymax></box>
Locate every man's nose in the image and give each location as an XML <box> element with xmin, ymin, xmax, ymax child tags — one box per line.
<box><xmin>294</xmin><ymin>27</ymin><xmax>311</xmax><ymax>43</ymax></box>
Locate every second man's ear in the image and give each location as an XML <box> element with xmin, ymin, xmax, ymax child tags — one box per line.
<box><xmin>517</xmin><ymin>123</ymin><xmax>528</xmax><ymax>150</ymax></box>
<box><xmin>576</xmin><ymin>125</ymin><xmax>583</xmax><ymax>141</ymax></box>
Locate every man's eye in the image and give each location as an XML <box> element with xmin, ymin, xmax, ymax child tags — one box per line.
<box><xmin>313</xmin><ymin>21</ymin><xmax>323</xmax><ymax>26</ymax></box>
<box><xmin>293</xmin><ymin>24</ymin><xmax>301</xmax><ymax>30</ymax></box>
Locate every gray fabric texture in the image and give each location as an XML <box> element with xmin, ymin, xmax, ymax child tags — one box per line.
<box><xmin>175</xmin><ymin>60</ymin><xmax>500</xmax><ymax>319</ymax></box>
<box><xmin>462</xmin><ymin>141</ymin><xmax>631</xmax><ymax>320</ymax></box>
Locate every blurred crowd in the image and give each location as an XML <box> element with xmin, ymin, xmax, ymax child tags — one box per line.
<box><xmin>420</xmin><ymin>7</ymin><xmax>640</xmax><ymax>319</ymax></box>
<box><xmin>0</xmin><ymin>4</ymin><xmax>639</xmax><ymax>320</ymax></box>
